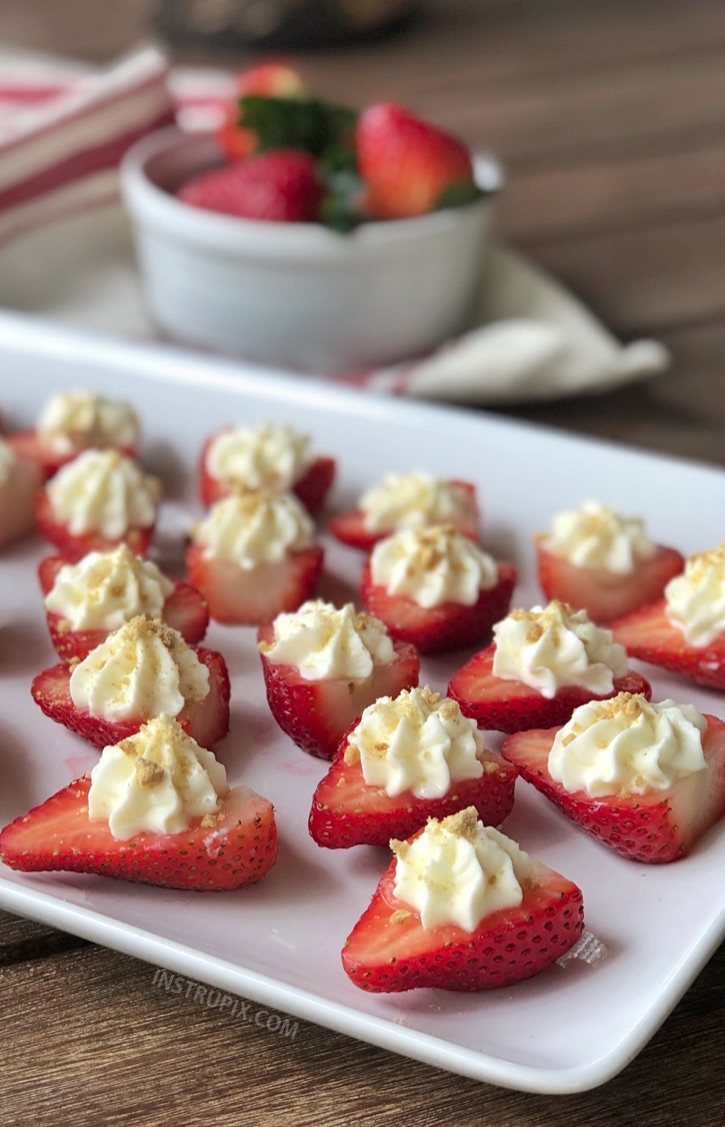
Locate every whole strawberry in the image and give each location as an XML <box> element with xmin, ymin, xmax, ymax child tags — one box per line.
<box><xmin>217</xmin><ymin>63</ymin><xmax>307</xmax><ymax>161</ymax></box>
<box><xmin>178</xmin><ymin>149</ymin><xmax>324</xmax><ymax>223</ymax></box>
<box><xmin>356</xmin><ymin>102</ymin><xmax>478</xmax><ymax>220</ymax></box>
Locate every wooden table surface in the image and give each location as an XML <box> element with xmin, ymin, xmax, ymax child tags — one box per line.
<box><xmin>2</xmin><ymin>1</ymin><xmax>725</xmax><ymax>1123</ymax></box>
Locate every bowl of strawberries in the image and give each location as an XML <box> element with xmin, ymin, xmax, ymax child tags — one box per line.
<box><xmin>120</xmin><ymin>64</ymin><xmax>502</xmax><ymax>373</ymax></box>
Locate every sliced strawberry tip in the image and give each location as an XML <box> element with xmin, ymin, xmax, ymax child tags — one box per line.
<box><xmin>186</xmin><ymin>542</ymin><xmax>324</xmax><ymax>626</ymax></box>
<box><xmin>610</xmin><ymin>598</ymin><xmax>725</xmax><ymax>690</ymax></box>
<box><xmin>501</xmin><ymin>714</ymin><xmax>725</xmax><ymax>863</ymax></box>
<box><xmin>258</xmin><ymin>623</ymin><xmax>420</xmax><ymax>760</ymax></box>
<box><xmin>447</xmin><ymin>644</ymin><xmax>651</xmax><ymax>733</ymax></box>
<box><xmin>309</xmin><ymin>744</ymin><xmax>517</xmax><ymax>848</ymax></box>
<box><xmin>0</xmin><ymin>776</ymin><xmax>277</xmax><ymax>891</ymax></box>
<box><xmin>342</xmin><ymin>855</ymin><xmax>584</xmax><ymax>992</ymax></box>
<box><xmin>361</xmin><ymin>559</ymin><xmax>516</xmax><ymax>654</ymax></box>
<box><xmin>536</xmin><ymin>543</ymin><xmax>685</xmax><ymax>624</ymax></box>
<box><xmin>31</xmin><ymin>647</ymin><xmax>230</xmax><ymax>750</ymax></box>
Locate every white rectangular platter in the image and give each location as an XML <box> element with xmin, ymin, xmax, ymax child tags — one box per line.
<box><xmin>0</xmin><ymin>309</ymin><xmax>724</xmax><ymax>1095</ymax></box>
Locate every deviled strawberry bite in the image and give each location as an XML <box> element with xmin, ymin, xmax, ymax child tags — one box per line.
<box><xmin>39</xmin><ymin>544</ymin><xmax>209</xmax><ymax>661</ymax></box>
<box><xmin>448</xmin><ymin>600</ymin><xmax>651</xmax><ymax>733</ymax></box>
<box><xmin>342</xmin><ymin>807</ymin><xmax>584</xmax><ymax>993</ymax></box>
<box><xmin>610</xmin><ymin>543</ymin><xmax>725</xmax><ymax>689</ymax></box>
<box><xmin>186</xmin><ymin>489</ymin><xmax>323</xmax><ymax>625</ymax></box>
<box><xmin>329</xmin><ymin>471</ymin><xmax>479</xmax><ymax>550</ymax></box>
<box><xmin>361</xmin><ymin>523</ymin><xmax>515</xmax><ymax>653</ymax></box>
<box><xmin>309</xmin><ymin>685</ymin><xmax>516</xmax><ymax>848</ymax></box>
<box><xmin>199</xmin><ymin>422</ymin><xmax>334</xmax><ymax>515</ymax></box>
<box><xmin>32</xmin><ymin>615</ymin><xmax>230</xmax><ymax>750</ymax></box>
<box><xmin>0</xmin><ymin>715</ymin><xmax>277</xmax><ymax>891</ymax></box>
<box><xmin>35</xmin><ymin>448</ymin><xmax>161</xmax><ymax>560</ymax></box>
<box><xmin>258</xmin><ymin>599</ymin><xmax>420</xmax><ymax>760</ymax></box>
<box><xmin>502</xmin><ymin>692</ymin><xmax>725</xmax><ymax>863</ymax></box>
<box><xmin>536</xmin><ymin>500</ymin><xmax>683</xmax><ymax>623</ymax></box>
<box><xmin>9</xmin><ymin>388</ymin><xmax>140</xmax><ymax>478</ymax></box>
<box><xmin>0</xmin><ymin>435</ymin><xmax>43</xmax><ymax>548</ymax></box>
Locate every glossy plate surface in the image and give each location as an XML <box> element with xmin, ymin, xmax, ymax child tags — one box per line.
<box><xmin>0</xmin><ymin>310</ymin><xmax>723</xmax><ymax>1094</ymax></box>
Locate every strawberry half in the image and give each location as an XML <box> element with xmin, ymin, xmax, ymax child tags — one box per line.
<box><xmin>342</xmin><ymin>844</ymin><xmax>584</xmax><ymax>992</ymax></box>
<box><xmin>199</xmin><ymin>432</ymin><xmax>335</xmax><ymax>516</ymax></box>
<box><xmin>7</xmin><ymin>430</ymin><xmax>137</xmax><ymax>480</ymax></box>
<box><xmin>178</xmin><ymin>149</ymin><xmax>324</xmax><ymax>223</ymax></box>
<box><xmin>537</xmin><ymin>543</ymin><xmax>685</xmax><ymax>624</ymax></box>
<box><xmin>356</xmin><ymin>102</ymin><xmax>478</xmax><ymax>221</ymax></box>
<box><xmin>309</xmin><ymin>740</ymin><xmax>516</xmax><ymax>848</ymax></box>
<box><xmin>38</xmin><ymin>554</ymin><xmax>209</xmax><ymax>661</ymax></box>
<box><xmin>361</xmin><ymin>558</ymin><xmax>516</xmax><ymax>654</ymax></box>
<box><xmin>0</xmin><ymin>776</ymin><xmax>277</xmax><ymax>891</ymax></box>
<box><xmin>31</xmin><ymin>648</ymin><xmax>230</xmax><ymax>751</ymax></box>
<box><xmin>501</xmin><ymin>715</ymin><xmax>725</xmax><ymax>863</ymax></box>
<box><xmin>328</xmin><ymin>479</ymin><xmax>479</xmax><ymax>551</ymax></box>
<box><xmin>258</xmin><ymin>622</ymin><xmax>420</xmax><ymax>759</ymax></box>
<box><xmin>447</xmin><ymin>644</ymin><xmax>651</xmax><ymax>733</ymax></box>
<box><xmin>610</xmin><ymin>598</ymin><xmax>725</xmax><ymax>689</ymax></box>
<box><xmin>0</xmin><ymin>446</ymin><xmax>42</xmax><ymax>547</ymax></box>
<box><xmin>35</xmin><ymin>491</ymin><xmax>155</xmax><ymax>561</ymax></box>
<box><xmin>186</xmin><ymin>542</ymin><xmax>323</xmax><ymax>626</ymax></box>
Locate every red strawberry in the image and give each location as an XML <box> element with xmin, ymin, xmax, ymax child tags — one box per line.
<box><xmin>199</xmin><ymin>431</ymin><xmax>335</xmax><ymax>516</ymax></box>
<box><xmin>217</xmin><ymin>63</ymin><xmax>306</xmax><ymax>162</ymax></box>
<box><xmin>537</xmin><ymin>543</ymin><xmax>685</xmax><ymax>624</ymax></box>
<box><xmin>0</xmin><ymin>447</ymin><xmax>42</xmax><ymax>547</ymax></box>
<box><xmin>35</xmin><ymin>489</ymin><xmax>155</xmax><ymax>560</ymax></box>
<box><xmin>501</xmin><ymin>714</ymin><xmax>725</xmax><ymax>863</ymax></box>
<box><xmin>610</xmin><ymin>598</ymin><xmax>725</xmax><ymax>689</ymax></box>
<box><xmin>7</xmin><ymin>430</ymin><xmax>137</xmax><ymax>480</ymax></box>
<box><xmin>178</xmin><ymin>149</ymin><xmax>324</xmax><ymax>223</ymax></box>
<box><xmin>0</xmin><ymin>775</ymin><xmax>277</xmax><ymax>891</ymax></box>
<box><xmin>447</xmin><ymin>644</ymin><xmax>652</xmax><ymax>733</ymax></box>
<box><xmin>258</xmin><ymin>621</ymin><xmax>420</xmax><ymax>759</ymax></box>
<box><xmin>38</xmin><ymin>554</ymin><xmax>209</xmax><ymax>661</ymax></box>
<box><xmin>309</xmin><ymin>738</ymin><xmax>516</xmax><ymax>848</ymax></box>
<box><xmin>355</xmin><ymin>102</ymin><xmax>476</xmax><ymax>221</ymax></box>
<box><xmin>342</xmin><ymin>832</ymin><xmax>584</xmax><ymax>992</ymax></box>
<box><xmin>328</xmin><ymin>479</ymin><xmax>479</xmax><ymax>551</ymax></box>
<box><xmin>31</xmin><ymin>647</ymin><xmax>230</xmax><ymax>751</ymax></box>
<box><xmin>361</xmin><ymin>557</ymin><xmax>516</xmax><ymax>655</ymax></box>
<box><xmin>186</xmin><ymin>542</ymin><xmax>323</xmax><ymax>626</ymax></box>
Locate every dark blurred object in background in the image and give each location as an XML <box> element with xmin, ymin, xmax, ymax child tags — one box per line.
<box><xmin>153</xmin><ymin>0</ymin><xmax>421</xmax><ymax>51</ymax></box>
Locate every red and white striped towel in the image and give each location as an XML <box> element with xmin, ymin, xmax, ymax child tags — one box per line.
<box><xmin>0</xmin><ymin>45</ymin><xmax>669</xmax><ymax>402</ymax></box>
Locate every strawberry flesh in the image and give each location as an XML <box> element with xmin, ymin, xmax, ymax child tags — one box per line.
<box><xmin>537</xmin><ymin>543</ymin><xmax>685</xmax><ymax>624</ymax></box>
<box><xmin>186</xmin><ymin>542</ymin><xmax>323</xmax><ymax>626</ymax></box>
<box><xmin>342</xmin><ymin>852</ymin><xmax>584</xmax><ymax>992</ymax></box>
<box><xmin>501</xmin><ymin>715</ymin><xmax>725</xmax><ymax>863</ymax></box>
<box><xmin>447</xmin><ymin>643</ymin><xmax>652</xmax><ymax>733</ymax></box>
<box><xmin>309</xmin><ymin>742</ymin><xmax>517</xmax><ymax>848</ymax></box>
<box><xmin>0</xmin><ymin>776</ymin><xmax>277</xmax><ymax>891</ymax></box>
<box><xmin>610</xmin><ymin>598</ymin><xmax>725</xmax><ymax>689</ymax></box>
<box><xmin>31</xmin><ymin>648</ymin><xmax>230</xmax><ymax>751</ymax></box>
<box><xmin>258</xmin><ymin>622</ymin><xmax>420</xmax><ymax>759</ymax></box>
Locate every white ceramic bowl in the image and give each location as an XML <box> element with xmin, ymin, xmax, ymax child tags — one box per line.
<box><xmin>120</xmin><ymin>127</ymin><xmax>502</xmax><ymax>373</ymax></box>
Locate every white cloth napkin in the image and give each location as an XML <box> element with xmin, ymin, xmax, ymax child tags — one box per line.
<box><xmin>0</xmin><ymin>45</ymin><xmax>670</xmax><ymax>405</ymax></box>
